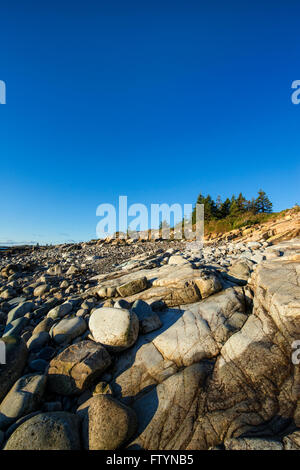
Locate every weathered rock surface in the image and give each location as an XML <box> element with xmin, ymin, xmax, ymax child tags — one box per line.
<box><xmin>227</xmin><ymin>259</ymin><xmax>255</xmax><ymax>284</ymax></box>
<box><xmin>126</xmin><ymin>284</ymin><xmax>202</xmax><ymax>307</ymax></box>
<box><xmin>117</xmin><ymin>277</ymin><xmax>148</xmax><ymax>297</ymax></box>
<box><xmin>194</xmin><ymin>271</ymin><xmax>222</xmax><ymax>299</ymax></box>
<box><xmin>77</xmin><ymin>394</ymin><xmax>137</xmax><ymax>450</ymax></box>
<box><xmin>3</xmin><ymin>412</ymin><xmax>81</xmax><ymax>450</ymax></box>
<box><xmin>128</xmin><ymin>363</ymin><xmax>211</xmax><ymax>449</ymax></box>
<box><xmin>48</xmin><ymin>340</ymin><xmax>111</xmax><ymax>395</ymax></box>
<box><xmin>224</xmin><ymin>437</ymin><xmax>283</xmax><ymax>450</ymax></box>
<box><xmin>283</xmin><ymin>430</ymin><xmax>300</xmax><ymax>450</ymax></box>
<box><xmin>89</xmin><ymin>263</ymin><xmax>223</xmax><ymax>307</ymax></box>
<box><xmin>124</xmin><ymin>246</ymin><xmax>300</xmax><ymax>449</ymax></box>
<box><xmin>109</xmin><ymin>286</ymin><xmax>247</xmax><ymax>402</ymax></box>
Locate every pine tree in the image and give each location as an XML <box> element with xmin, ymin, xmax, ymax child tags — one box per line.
<box><xmin>236</xmin><ymin>193</ymin><xmax>247</xmax><ymax>212</ymax></box>
<box><xmin>204</xmin><ymin>195</ymin><xmax>216</xmax><ymax>221</ymax></box>
<box><xmin>229</xmin><ymin>199</ymin><xmax>240</xmax><ymax>216</ymax></box>
<box><xmin>247</xmin><ymin>197</ymin><xmax>257</xmax><ymax>214</ymax></box>
<box><xmin>229</xmin><ymin>195</ymin><xmax>236</xmax><ymax>212</ymax></box>
<box><xmin>215</xmin><ymin>195</ymin><xmax>222</xmax><ymax>219</ymax></box>
<box><xmin>216</xmin><ymin>196</ymin><xmax>222</xmax><ymax>211</ymax></box>
<box><xmin>192</xmin><ymin>193</ymin><xmax>206</xmax><ymax>224</ymax></box>
<box><xmin>220</xmin><ymin>198</ymin><xmax>231</xmax><ymax>218</ymax></box>
<box><xmin>192</xmin><ymin>193</ymin><xmax>217</xmax><ymax>222</ymax></box>
<box><xmin>255</xmin><ymin>190</ymin><xmax>273</xmax><ymax>213</ymax></box>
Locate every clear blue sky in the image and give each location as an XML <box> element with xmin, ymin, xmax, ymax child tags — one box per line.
<box><xmin>0</xmin><ymin>0</ymin><xmax>299</xmax><ymax>245</ymax></box>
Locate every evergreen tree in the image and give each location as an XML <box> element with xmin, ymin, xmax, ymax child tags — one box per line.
<box><xmin>220</xmin><ymin>198</ymin><xmax>231</xmax><ymax>218</ymax></box>
<box><xmin>193</xmin><ymin>189</ymin><xmax>273</xmax><ymax>225</ymax></box>
<box><xmin>215</xmin><ymin>195</ymin><xmax>222</xmax><ymax>219</ymax></box>
<box><xmin>229</xmin><ymin>199</ymin><xmax>239</xmax><ymax>216</ymax></box>
<box><xmin>247</xmin><ymin>197</ymin><xmax>257</xmax><ymax>214</ymax></box>
<box><xmin>192</xmin><ymin>193</ymin><xmax>217</xmax><ymax>222</ymax></box>
<box><xmin>204</xmin><ymin>195</ymin><xmax>216</xmax><ymax>221</ymax></box>
<box><xmin>255</xmin><ymin>190</ymin><xmax>273</xmax><ymax>213</ymax></box>
<box><xmin>192</xmin><ymin>193</ymin><xmax>206</xmax><ymax>224</ymax></box>
<box><xmin>229</xmin><ymin>195</ymin><xmax>236</xmax><ymax>212</ymax></box>
<box><xmin>216</xmin><ymin>195</ymin><xmax>222</xmax><ymax>208</ymax></box>
<box><xmin>236</xmin><ymin>193</ymin><xmax>247</xmax><ymax>212</ymax></box>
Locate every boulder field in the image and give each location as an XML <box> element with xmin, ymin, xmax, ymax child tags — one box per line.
<box><xmin>0</xmin><ymin>236</ymin><xmax>299</xmax><ymax>450</ymax></box>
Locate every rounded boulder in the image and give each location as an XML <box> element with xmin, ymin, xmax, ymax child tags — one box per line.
<box><xmin>3</xmin><ymin>412</ymin><xmax>81</xmax><ymax>450</ymax></box>
<box><xmin>89</xmin><ymin>307</ymin><xmax>139</xmax><ymax>352</ymax></box>
<box><xmin>77</xmin><ymin>394</ymin><xmax>137</xmax><ymax>450</ymax></box>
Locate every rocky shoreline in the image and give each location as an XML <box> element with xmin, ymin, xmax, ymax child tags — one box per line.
<box><xmin>0</xmin><ymin>230</ymin><xmax>300</xmax><ymax>450</ymax></box>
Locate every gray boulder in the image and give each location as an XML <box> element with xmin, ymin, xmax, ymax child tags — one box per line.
<box><xmin>131</xmin><ymin>300</ymin><xmax>162</xmax><ymax>334</ymax></box>
<box><xmin>194</xmin><ymin>271</ymin><xmax>222</xmax><ymax>299</ymax></box>
<box><xmin>6</xmin><ymin>301</ymin><xmax>34</xmax><ymax>325</ymax></box>
<box><xmin>3</xmin><ymin>316</ymin><xmax>28</xmax><ymax>338</ymax></box>
<box><xmin>32</xmin><ymin>317</ymin><xmax>54</xmax><ymax>335</ymax></box>
<box><xmin>3</xmin><ymin>412</ymin><xmax>81</xmax><ymax>450</ymax></box>
<box><xmin>47</xmin><ymin>302</ymin><xmax>73</xmax><ymax>320</ymax></box>
<box><xmin>0</xmin><ymin>336</ymin><xmax>28</xmax><ymax>402</ymax></box>
<box><xmin>0</xmin><ymin>374</ymin><xmax>47</xmax><ymax>430</ymax></box>
<box><xmin>27</xmin><ymin>331</ymin><xmax>50</xmax><ymax>352</ymax></box>
<box><xmin>51</xmin><ymin>317</ymin><xmax>86</xmax><ymax>344</ymax></box>
<box><xmin>227</xmin><ymin>259</ymin><xmax>255</xmax><ymax>284</ymax></box>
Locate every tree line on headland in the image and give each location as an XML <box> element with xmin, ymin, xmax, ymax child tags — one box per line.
<box><xmin>192</xmin><ymin>189</ymin><xmax>273</xmax><ymax>223</ymax></box>
<box><xmin>189</xmin><ymin>189</ymin><xmax>274</xmax><ymax>234</ymax></box>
